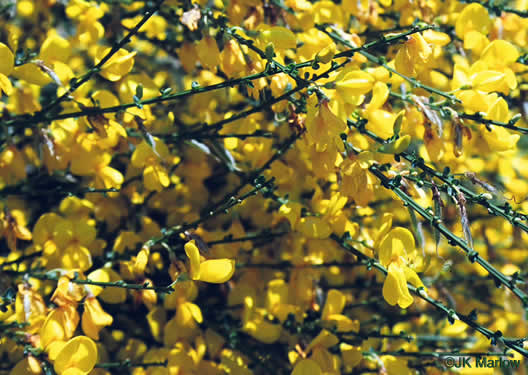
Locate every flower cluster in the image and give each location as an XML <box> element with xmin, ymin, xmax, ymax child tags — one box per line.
<box><xmin>1</xmin><ymin>0</ymin><xmax>528</xmax><ymax>374</ymax></box>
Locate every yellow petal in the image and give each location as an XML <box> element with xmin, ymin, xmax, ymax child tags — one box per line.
<box><xmin>143</xmin><ymin>164</ymin><xmax>169</xmax><ymax>192</ymax></box>
<box><xmin>243</xmin><ymin>314</ymin><xmax>282</xmax><ymax>344</ymax></box>
<box><xmin>40</xmin><ymin>33</ymin><xmax>71</xmax><ymax>64</ymax></box>
<box><xmin>199</xmin><ymin>259</ymin><xmax>235</xmax><ymax>283</ymax></box>
<box><xmin>62</xmin><ymin>368</ymin><xmax>86</xmax><ymax>375</ymax></box>
<box><xmin>258</xmin><ymin>26</ymin><xmax>297</xmax><ymax>50</ymax></box>
<box><xmin>0</xmin><ymin>43</ymin><xmax>14</xmax><ymax>76</ymax></box>
<box><xmin>297</xmin><ymin>217</ymin><xmax>332</xmax><ymax>239</ymax></box>
<box><xmin>88</xmin><ymin>268</ymin><xmax>126</xmax><ymax>303</ymax></box>
<box><xmin>291</xmin><ymin>359</ymin><xmax>322</xmax><ymax>375</ymax></box>
<box><xmin>81</xmin><ymin>298</ymin><xmax>113</xmax><ymax>340</ymax></box>
<box><xmin>486</xmin><ymin>97</ymin><xmax>509</xmax><ymax>123</ymax></box>
<box><xmin>422</xmin><ymin>30</ymin><xmax>451</xmax><ymax>47</ymax></box>
<box><xmin>13</xmin><ymin>63</ymin><xmax>52</xmax><ymax>86</ymax></box>
<box><xmin>98</xmin><ymin>166</ymin><xmax>124</xmax><ymax>189</ymax></box>
<box><xmin>9</xmin><ymin>357</ymin><xmax>42</xmax><ymax>375</ymax></box>
<box><xmin>335</xmin><ymin>70</ymin><xmax>375</xmax><ymax>97</ymax></box>
<box><xmin>61</xmin><ymin>244</ymin><xmax>92</xmax><ymax>271</ymax></box>
<box><xmin>326</xmin><ymin>314</ymin><xmax>360</xmax><ymax>332</ymax></box>
<box><xmin>481</xmin><ymin>40</ymin><xmax>519</xmax><ymax>67</ymax></box>
<box><xmin>95</xmin><ymin>48</ymin><xmax>136</xmax><ymax>81</ymax></box>
<box><xmin>86</xmin><ymin>269</ymin><xmax>109</xmax><ymax>297</ymax></box>
<box><xmin>383</xmin><ymin>263</ymin><xmax>413</xmax><ymax>308</ymax></box>
<box><xmin>482</xmin><ymin>126</ymin><xmax>520</xmax><ymax>152</ymax></box>
<box><xmin>134</xmin><ymin>246</ymin><xmax>150</xmax><ymax>275</ymax></box>
<box><xmin>403</xmin><ymin>267</ymin><xmax>426</xmax><ymax>290</ymax></box>
<box><xmin>196</xmin><ymin>36</ymin><xmax>220</xmax><ymax>70</ymax></box>
<box><xmin>472</xmin><ymin>70</ymin><xmax>507</xmax><ymax>93</ymax></box>
<box><xmin>0</xmin><ymin>73</ymin><xmax>13</xmax><ymax>96</ymax></box>
<box><xmin>184</xmin><ymin>240</ymin><xmax>201</xmax><ymax>280</ymax></box>
<box><xmin>278</xmin><ymin>201</ymin><xmax>302</xmax><ymax>229</ymax></box>
<box><xmin>131</xmin><ymin>141</ymin><xmax>152</xmax><ymax>168</ymax></box>
<box><xmin>366</xmin><ymin>109</ymin><xmax>396</xmax><ymax>139</ymax></box>
<box><xmin>40</xmin><ymin>310</ymin><xmax>67</xmax><ymax>350</ymax></box>
<box><xmin>322</xmin><ymin>289</ymin><xmax>346</xmax><ymax>318</ymax></box>
<box><xmin>365</xmin><ymin>81</ymin><xmax>389</xmax><ymax>111</ymax></box>
<box><xmin>183</xmin><ymin>302</ymin><xmax>203</xmax><ymax>323</ymax></box>
<box><xmin>305</xmin><ymin>329</ymin><xmax>339</xmax><ymax>352</ymax></box>
<box><xmin>456</xmin><ymin>3</ymin><xmax>491</xmax><ymax>39</ymax></box>
<box><xmin>340</xmin><ymin>343</ymin><xmax>362</xmax><ymax>368</ymax></box>
<box><xmin>378</xmin><ymin>227</ymin><xmax>415</xmax><ymax>267</ymax></box>
<box><xmin>53</xmin><ymin>336</ymin><xmax>98</xmax><ymax>374</ymax></box>
<box><xmin>463</xmin><ymin>31</ymin><xmax>489</xmax><ymax>55</ymax></box>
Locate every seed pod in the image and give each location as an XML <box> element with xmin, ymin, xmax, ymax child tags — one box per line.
<box><xmin>454</xmin><ymin>187</ymin><xmax>473</xmax><ymax>249</ymax></box>
<box><xmin>431</xmin><ymin>182</ymin><xmax>443</xmax><ymax>257</ymax></box>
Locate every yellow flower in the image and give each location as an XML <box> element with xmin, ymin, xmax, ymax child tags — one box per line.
<box><xmin>334</xmin><ymin>70</ymin><xmax>375</xmax><ymax>98</ymax></box>
<box><xmin>1</xmin><ymin>207</ymin><xmax>32</xmax><ymax>252</ymax></box>
<box><xmin>86</xmin><ymin>268</ymin><xmax>127</xmax><ymax>304</ymax></box>
<box><xmin>305</xmin><ymin>99</ymin><xmax>346</xmax><ymax>152</ymax></box>
<box><xmin>184</xmin><ymin>240</ymin><xmax>236</xmax><ymax>283</ymax></box>
<box><xmin>131</xmin><ymin>138</ymin><xmax>171</xmax><ymax>192</ymax></box>
<box><xmin>321</xmin><ymin>289</ymin><xmax>359</xmax><ymax>332</ymax></box>
<box><xmin>481</xmin><ymin>125</ymin><xmax>520</xmax><ymax>152</ymax></box>
<box><xmin>196</xmin><ymin>36</ymin><xmax>221</xmax><ymax>71</ymax></box>
<box><xmin>315</xmin><ymin>43</ymin><xmax>336</xmax><ymax>64</ymax></box>
<box><xmin>313</xmin><ymin>0</ymin><xmax>345</xmax><ymax>25</ymax></box>
<box><xmin>242</xmin><ymin>295</ymin><xmax>282</xmax><ymax>344</ymax></box>
<box><xmin>71</xmin><ymin>150</ymin><xmax>124</xmax><ymax>190</ymax></box>
<box><xmin>383</xmin><ymin>262</ymin><xmax>414</xmax><ymax>309</ymax></box>
<box><xmin>471</xmin><ymin>70</ymin><xmax>516</xmax><ymax>94</ymax></box>
<box><xmin>455</xmin><ymin>3</ymin><xmax>491</xmax><ymax>40</ymax></box>
<box><xmin>278</xmin><ymin>201</ymin><xmax>303</xmax><ymax>229</ymax></box>
<box><xmin>51</xmin><ymin>276</ymin><xmax>85</xmax><ymax>307</ymax></box>
<box><xmin>463</xmin><ymin>31</ymin><xmax>490</xmax><ymax>55</ymax></box>
<box><xmin>95</xmin><ymin>47</ymin><xmax>136</xmax><ymax>81</ymax></box>
<box><xmin>378</xmin><ymin>228</ymin><xmax>426</xmax><ymax>309</ymax></box>
<box><xmin>221</xmin><ymin>39</ymin><xmax>246</xmax><ymax>77</ymax></box>
<box><xmin>481</xmin><ymin>40</ymin><xmax>520</xmax><ymax>68</ymax></box>
<box><xmin>291</xmin><ymin>358</ymin><xmax>322</xmax><ymax>375</ymax></box>
<box><xmin>177</xmin><ymin>42</ymin><xmax>198</xmax><ymax>73</ymax></box>
<box><xmin>10</xmin><ymin>357</ymin><xmax>42</xmax><ymax>375</ymax></box>
<box><xmin>0</xmin><ymin>146</ymin><xmax>26</xmax><ymax>188</ymax></box>
<box><xmin>33</xmin><ymin>214</ymin><xmax>96</xmax><ymax>271</ymax></box>
<box><xmin>81</xmin><ymin>297</ymin><xmax>113</xmax><ymax>340</ymax></box>
<box><xmin>53</xmin><ymin>336</ymin><xmax>98</xmax><ymax>375</ymax></box>
<box><xmin>40</xmin><ymin>304</ymin><xmax>80</xmax><ymax>350</ymax></box>
<box><xmin>256</xmin><ymin>25</ymin><xmax>297</xmax><ymax>51</ymax></box>
<box><xmin>15</xmin><ymin>284</ymin><xmax>47</xmax><ymax>333</ymax></box>
<box><xmin>0</xmin><ymin>42</ymin><xmax>14</xmax><ymax>96</ymax></box>
<box><xmin>122</xmin><ymin>15</ymin><xmax>167</xmax><ymax>40</ymax></box>
<box><xmin>164</xmin><ymin>301</ymin><xmax>203</xmax><ymax>345</ymax></box>
<box><xmin>339</xmin><ymin>153</ymin><xmax>375</xmax><ymax>206</ymax></box>
<box><xmin>40</xmin><ymin>31</ymin><xmax>71</xmax><ymax>65</ymax></box>
<box><xmin>394</xmin><ymin>33</ymin><xmax>432</xmax><ymax>77</ymax></box>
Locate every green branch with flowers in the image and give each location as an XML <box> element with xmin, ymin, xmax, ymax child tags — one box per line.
<box><xmin>2</xmin><ymin>0</ymin><xmax>528</xmax><ymax>374</ymax></box>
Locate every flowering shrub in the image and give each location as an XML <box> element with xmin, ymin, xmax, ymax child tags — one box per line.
<box><xmin>1</xmin><ymin>0</ymin><xmax>528</xmax><ymax>374</ymax></box>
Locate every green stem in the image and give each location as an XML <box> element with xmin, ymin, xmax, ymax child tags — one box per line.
<box><xmin>41</xmin><ymin>0</ymin><xmax>165</xmax><ymax>116</ymax></box>
<box><xmin>318</xmin><ymin>24</ymin><xmax>461</xmax><ymax>104</ymax></box>
<box><xmin>369</xmin><ymin>164</ymin><xmax>528</xmax><ymax>308</ymax></box>
<box><xmin>331</xmin><ymin>233</ymin><xmax>528</xmax><ymax>358</ymax></box>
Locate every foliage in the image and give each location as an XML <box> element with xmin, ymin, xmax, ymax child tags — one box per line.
<box><xmin>1</xmin><ymin>0</ymin><xmax>528</xmax><ymax>374</ymax></box>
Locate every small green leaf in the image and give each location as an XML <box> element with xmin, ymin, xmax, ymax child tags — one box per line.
<box><xmin>265</xmin><ymin>44</ymin><xmax>275</xmax><ymax>60</ymax></box>
<box><xmin>135</xmin><ymin>84</ymin><xmax>143</xmax><ymax>100</ymax></box>
<box><xmin>393</xmin><ymin>111</ymin><xmax>404</xmax><ymax>137</ymax></box>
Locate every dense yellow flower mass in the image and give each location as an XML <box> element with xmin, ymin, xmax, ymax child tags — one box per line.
<box><xmin>1</xmin><ymin>0</ymin><xmax>528</xmax><ymax>374</ymax></box>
